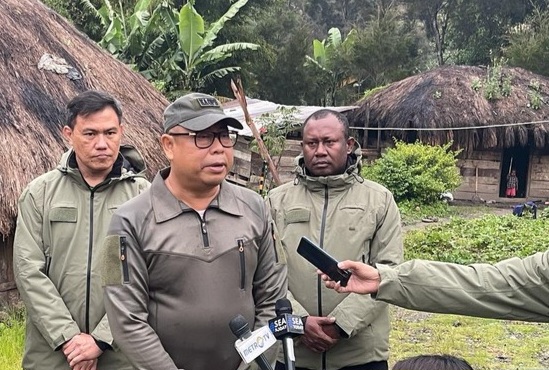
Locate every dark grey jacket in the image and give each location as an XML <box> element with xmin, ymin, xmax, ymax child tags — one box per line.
<box><xmin>101</xmin><ymin>168</ymin><xmax>287</xmax><ymax>370</ymax></box>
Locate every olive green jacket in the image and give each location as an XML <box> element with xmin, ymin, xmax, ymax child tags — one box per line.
<box><xmin>13</xmin><ymin>145</ymin><xmax>149</xmax><ymax>370</ymax></box>
<box><xmin>266</xmin><ymin>145</ymin><xmax>403</xmax><ymax>370</ymax></box>
<box><xmin>376</xmin><ymin>251</ymin><xmax>549</xmax><ymax>322</ymax></box>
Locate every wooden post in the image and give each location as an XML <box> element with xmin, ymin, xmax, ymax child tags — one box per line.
<box><xmin>230</xmin><ymin>78</ymin><xmax>282</xmax><ymax>186</ymax></box>
<box><xmin>362</xmin><ymin>102</ymin><xmax>369</xmax><ymax>149</ymax></box>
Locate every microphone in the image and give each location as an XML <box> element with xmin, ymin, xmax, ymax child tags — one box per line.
<box><xmin>229</xmin><ymin>314</ymin><xmax>275</xmax><ymax>370</ymax></box>
<box><xmin>268</xmin><ymin>298</ymin><xmax>304</xmax><ymax>370</ymax></box>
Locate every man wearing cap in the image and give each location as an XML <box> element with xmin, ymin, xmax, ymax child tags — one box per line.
<box><xmin>100</xmin><ymin>92</ymin><xmax>287</xmax><ymax>370</ymax></box>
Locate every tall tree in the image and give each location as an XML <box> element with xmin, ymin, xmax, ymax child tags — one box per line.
<box><xmin>305</xmin><ymin>27</ymin><xmax>357</xmax><ymax>105</ymax></box>
<box><xmin>401</xmin><ymin>0</ymin><xmax>456</xmax><ymax>66</ymax></box>
<box><xmin>348</xmin><ymin>2</ymin><xmax>430</xmax><ymax>90</ymax></box>
<box><xmin>505</xmin><ymin>5</ymin><xmax>549</xmax><ymax>77</ymax></box>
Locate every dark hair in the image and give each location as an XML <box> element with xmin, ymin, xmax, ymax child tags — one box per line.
<box><xmin>393</xmin><ymin>355</ymin><xmax>473</xmax><ymax>370</ymax></box>
<box><xmin>66</xmin><ymin>90</ymin><xmax>123</xmax><ymax>128</ymax></box>
<box><xmin>302</xmin><ymin>109</ymin><xmax>349</xmax><ymax>138</ymax></box>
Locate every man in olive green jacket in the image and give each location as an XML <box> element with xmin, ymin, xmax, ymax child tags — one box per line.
<box><xmin>322</xmin><ymin>251</ymin><xmax>549</xmax><ymax>323</ymax></box>
<box><xmin>13</xmin><ymin>90</ymin><xmax>149</xmax><ymax>370</ymax></box>
<box><xmin>267</xmin><ymin>109</ymin><xmax>403</xmax><ymax>370</ymax></box>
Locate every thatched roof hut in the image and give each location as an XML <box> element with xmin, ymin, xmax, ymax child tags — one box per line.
<box><xmin>349</xmin><ymin>65</ymin><xmax>549</xmax><ymax>152</ymax></box>
<box><xmin>0</xmin><ymin>0</ymin><xmax>170</xmax><ymax>237</ymax></box>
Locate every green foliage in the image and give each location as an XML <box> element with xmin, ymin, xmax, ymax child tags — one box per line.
<box><xmin>405</xmin><ymin>214</ymin><xmax>549</xmax><ymax>264</ymax></box>
<box><xmin>506</xmin><ymin>5</ymin><xmax>549</xmax><ymax>77</ymax></box>
<box><xmin>470</xmin><ymin>57</ymin><xmax>513</xmax><ymax>101</ymax></box>
<box><xmin>347</xmin><ymin>4</ymin><xmax>431</xmax><ymax>91</ymax></box>
<box><xmin>43</xmin><ymin>0</ymin><xmax>106</xmax><ymax>40</ymax></box>
<box><xmin>305</xmin><ymin>27</ymin><xmax>356</xmax><ymax>105</ymax></box>
<box><xmin>0</xmin><ymin>305</ymin><xmax>25</xmax><ymax>370</ymax></box>
<box><xmin>528</xmin><ymin>79</ymin><xmax>543</xmax><ymax>110</ymax></box>
<box><xmin>250</xmin><ymin>106</ymin><xmax>300</xmax><ymax>157</ymax></box>
<box><xmin>80</xmin><ymin>0</ymin><xmax>258</xmax><ymax>95</ymax></box>
<box><xmin>361</xmin><ymin>141</ymin><xmax>462</xmax><ymax>203</ymax></box>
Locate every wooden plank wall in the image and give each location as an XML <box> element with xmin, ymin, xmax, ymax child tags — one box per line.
<box><xmin>454</xmin><ymin>150</ymin><xmax>502</xmax><ymax>201</ymax></box>
<box><xmin>0</xmin><ymin>234</ymin><xmax>17</xmax><ymax>305</ymax></box>
<box><xmin>527</xmin><ymin>151</ymin><xmax>549</xmax><ymax>199</ymax></box>
<box><xmin>226</xmin><ymin>137</ymin><xmax>252</xmax><ymax>187</ymax></box>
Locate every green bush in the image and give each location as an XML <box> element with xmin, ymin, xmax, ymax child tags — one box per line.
<box><xmin>362</xmin><ymin>140</ymin><xmax>461</xmax><ymax>203</ymax></box>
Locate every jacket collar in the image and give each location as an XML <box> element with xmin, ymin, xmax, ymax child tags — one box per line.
<box><xmin>56</xmin><ymin>144</ymin><xmax>147</xmax><ymax>189</ymax></box>
<box><xmin>151</xmin><ymin>167</ymin><xmax>243</xmax><ymax>223</ymax></box>
<box><xmin>293</xmin><ymin>142</ymin><xmax>363</xmax><ymax>191</ymax></box>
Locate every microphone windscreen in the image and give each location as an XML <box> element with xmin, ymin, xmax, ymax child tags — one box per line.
<box><xmin>229</xmin><ymin>314</ymin><xmax>250</xmax><ymax>338</ymax></box>
<box><xmin>275</xmin><ymin>298</ymin><xmax>292</xmax><ymax>316</ymax></box>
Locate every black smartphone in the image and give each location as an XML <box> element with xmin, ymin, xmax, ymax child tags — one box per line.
<box><xmin>297</xmin><ymin>237</ymin><xmax>351</xmax><ymax>287</ymax></box>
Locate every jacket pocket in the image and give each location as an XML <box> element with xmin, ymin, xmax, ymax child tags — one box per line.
<box><xmin>49</xmin><ymin>206</ymin><xmax>77</xmax><ymax>222</ymax></box>
<box><xmin>120</xmin><ymin>236</ymin><xmax>130</xmax><ymax>284</ymax></box>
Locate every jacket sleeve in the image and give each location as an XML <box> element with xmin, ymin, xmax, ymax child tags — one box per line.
<box><xmin>328</xmin><ymin>192</ymin><xmax>404</xmax><ymax>336</ymax></box>
<box><xmin>376</xmin><ymin>251</ymin><xmax>549</xmax><ymax>322</ymax></box>
<box><xmin>101</xmin><ymin>213</ymin><xmax>179</xmax><ymax>370</ymax></box>
<box><xmin>90</xmin><ymin>314</ymin><xmax>114</xmax><ymax>348</ymax></box>
<box><xmin>13</xmin><ymin>186</ymin><xmax>80</xmax><ymax>350</ymax></box>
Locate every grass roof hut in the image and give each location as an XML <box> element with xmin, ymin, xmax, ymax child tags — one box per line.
<box><xmin>0</xmin><ymin>0</ymin><xmax>169</xmax><ymax>304</ymax></box>
<box><xmin>349</xmin><ymin>65</ymin><xmax>549</xmax><ymax>202</ymax></box>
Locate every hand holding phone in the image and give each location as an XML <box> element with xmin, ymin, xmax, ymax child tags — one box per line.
<box><xmin>297</xmin><ymin>237</ymin><xmax>351</xmax><ymax>287</ymax></box>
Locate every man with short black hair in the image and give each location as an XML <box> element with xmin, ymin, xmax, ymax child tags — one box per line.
<box><xmin>14</xmin><ymin>90</ymin><xmax>149</xmax><ymax>370</ymax></box>
<box><xmin>267</xmin><ymin>109</ymin><xmax>403</xmax><ymax>370</ymax></box>
<box><xmin>101</xmin><ymin>92</ymin><xmax>287</xmax><ymax>370</ymax></box>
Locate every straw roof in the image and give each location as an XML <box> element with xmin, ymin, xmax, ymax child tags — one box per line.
<box><xmin>349</xmin><ymin>65</ymin><xmax>549</xmax><ymax>152</ymax></box>
<box><xmin>0</xmin><ymin>0</ymin><xmax>170</xmax><ymax>237</ymax></box>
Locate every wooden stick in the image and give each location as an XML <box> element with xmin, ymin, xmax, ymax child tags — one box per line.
<box><xmin>230</xmin><ymin>78</ymin><xmax>282</xmax><ymax>186</ymax></box>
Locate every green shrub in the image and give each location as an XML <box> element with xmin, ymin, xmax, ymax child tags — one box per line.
<box><xmin>361</xmin><ymin>140</ymin><xmax>462</xmax><ymax>203</ymax></box>
<box><xmin>405</xmin><ymin>214</ymin><xmax>549</xmax><ymax>264</ymax></box>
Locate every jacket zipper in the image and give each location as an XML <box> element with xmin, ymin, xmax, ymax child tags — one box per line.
<box><xmin>85</xmin><ymin>189</ymin><xmax>96</xmax><ymax>334</ymax></box>
<box><xmin>45</xmin><ymin>256</ymin><xmax>52</xmax><ymax>276</ymax></box>
<box><xmin>120</xmin><ymin>236</ymin><xmax>130</xmax><ymax>283</ymax></box>
<box><xmin>200</xmin><ymin>214</ymin><xmax>210</xmax><ymax>248</ymax></box>
<box><xmin>319</xmin><ymin>185</ymin><xmax>329</xmax><ymax>370</ymax></box>
<box><xmin>238</xmin><ymin>239</ymin><xmax>245</xmax><ymax>289</ymax></box>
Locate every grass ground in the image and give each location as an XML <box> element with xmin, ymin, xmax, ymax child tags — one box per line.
<box><xmin>390</xmin><ymin>203</ymin><xmax>549</xmax><ymax>370</ymax></box>
<box><xmin>389</xmin><ymin>307</ymin><xmax>549</xmax><ymax>370</ymax></box>
<box><xmin>0</xmin><ymin>307</ymin><xmax>25</xmax><ymax>370</ymax></box>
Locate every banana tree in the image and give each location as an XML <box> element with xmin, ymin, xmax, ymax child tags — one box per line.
<box><xmin>305</xmin><ymin>27</ymin><xmax>356</xmax><ymax>105</ymax></box>
<box><xmin>171</xmin><ymin>0</ymin><xmax>259</xmax><ymax>92</ymax></box>
<box><xmin>80</xmin><ymin>0</ymin><xmax>175</xmax><ymax>75</ymax></box>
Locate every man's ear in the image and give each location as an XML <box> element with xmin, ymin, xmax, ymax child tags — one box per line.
<box><xmin>160</xmin><ymin>134</ymin><xmax>175</xmax><ymax>161</ymax></box>
<box><xmin>62</xmin><ymin>126</ymin><xmax>73</xmax><ymax>146</ymax></box>
<box><xmin>346</xmin><ymin>137</ymin><xmax>356</xmax><ymax>153</ymax></box>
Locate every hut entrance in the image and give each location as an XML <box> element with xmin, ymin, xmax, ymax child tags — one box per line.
<box><xmin>499</xmin><ymin>146</ymin><xmax>530</xmax><ymax>198</ymax></box>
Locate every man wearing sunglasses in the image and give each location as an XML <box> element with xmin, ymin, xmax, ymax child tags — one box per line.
<box><xmin>100</xmin><ymin>93</ymin><xmax>287</xmax><ymax>370</ymax></box>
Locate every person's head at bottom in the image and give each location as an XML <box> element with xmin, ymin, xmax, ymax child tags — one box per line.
<box><xmin>392</xmin><ymin>354</ymin><xmax>473</xmax><ymax>370</ymax></box>
<box><xmin>160</xmin><ymin>92</ymin><xmax>243</xmax><ymax>197</ymax></box>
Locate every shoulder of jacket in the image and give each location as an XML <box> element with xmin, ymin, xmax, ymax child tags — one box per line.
<box><xmin>226</xmin><ymin>182</ymin><xmax>264</xmax><ymax>205</ymax></box>
<box><xmin>23</xmin><ymin>169</ymin><xmax>64</xmax><ymax>194</ymax></box>
<box><xmin>267</xmin><ymin>181</ymin><xmax>298</xmax><ymax>198</ymax></box>
<box><xmin>117</xmin><ymin>187</ymin><xmax>151</xmax><ymax>212</ymax></box>
<box><xmin>355</xmin><ymin>178</ymin><xmax>392</xmax><ymax>196</ymax></box>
